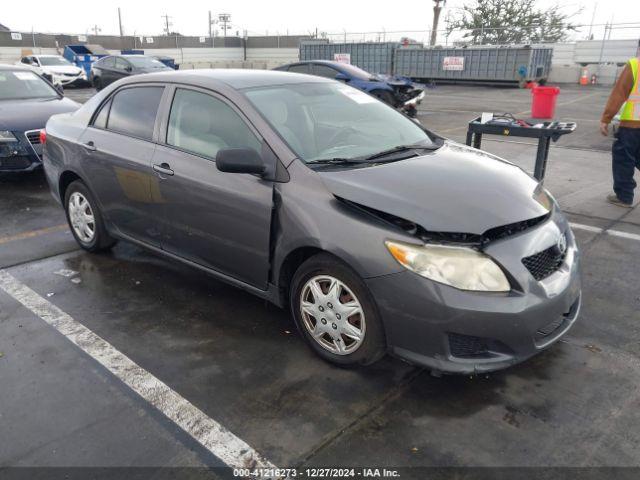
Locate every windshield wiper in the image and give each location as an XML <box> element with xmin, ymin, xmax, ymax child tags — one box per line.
<box><xmin>363</xmin><ymin>142</ymin><xmax>442</xmax><ymax>161</ymax></box>
<box><xmin>306</xmin><ymin>157</ymin><xmax>362</xmax><ymax>165</ymax></box>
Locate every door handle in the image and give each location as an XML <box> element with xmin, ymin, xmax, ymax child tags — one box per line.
<box><xmin>153</xmin><ymin>162</ymin><xmax>174</xmax><ymax>176</ymax></box>
<box><xmin>83</xmin><ymin>141</ymin><xmax>96</xmax><ymax>152</ymax></box>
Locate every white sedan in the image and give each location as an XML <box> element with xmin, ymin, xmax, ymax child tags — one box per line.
<box><xmin>16</xmin><ymin>55</ymin><xmax>87</xmax><ymax>87</ymax></box>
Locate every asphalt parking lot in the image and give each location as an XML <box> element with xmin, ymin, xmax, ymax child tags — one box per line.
<box><xmin>1</xmin><ymin>83</ymin><xmax>640</xmax><ymax>477</ymax></box>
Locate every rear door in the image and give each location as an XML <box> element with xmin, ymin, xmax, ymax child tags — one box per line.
<box><xmin>113</xmin><ymin>58</ymin><xmax>131</xmax><ymax>82</ymax></box>
<box><xmin>79</xmin><ymin>85</ymin><xmax>166</xmax><ymax>246</ymax></box>
<box><xmin>97</xmin><ymin>57</ymin><xmax>115</xmax><ymax>84</ymax></box>
<box><xmin>151</xmin><ymin>86</ymin><xmax>274</xmax><ymax>288</ymax></box>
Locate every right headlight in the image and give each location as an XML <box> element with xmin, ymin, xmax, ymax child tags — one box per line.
<box><xmin>0</xmin><ymin>131</ymin><xmax>18</xmax><ymax>143</ymax></box>
<box><xmin>385</xmin><ymin>240</ymin><xmax>511</xmax><ymax>292</ymax></box>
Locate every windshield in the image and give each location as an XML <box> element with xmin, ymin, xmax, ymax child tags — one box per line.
<box><xmin>244</xmin><ymin>82</ymin><xmax>432</xmax><ymax>162</ymax></box>
<box><xmin>38</xmin><ymin>56</ymin><xmax>73</xmax><ymax>66</ymax></box>
<box><xmin>126</xmin><ymin>56</ymin><xmax>167</xmax><ymax>68</ymax></box>
<box><xmin>0</xmin><ymin>70</ymin><xmax>59</xmax><ymax>100</ymax></box>
<box><xmin>337</xmin><ymin>63</ymin><xmax>374</xmax><ymax>80</ymax></box>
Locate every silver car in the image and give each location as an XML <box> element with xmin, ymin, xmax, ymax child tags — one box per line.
<box><xmin>42</xmin><ymin>70</ymin><xmax>581</xmax><ymax>374</ymax></box>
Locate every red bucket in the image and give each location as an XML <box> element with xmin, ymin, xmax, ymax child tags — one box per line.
<box><xmin>531</xmin><ymin>86</ymin><xmax>560</xmax><ymax>119</ymax></box>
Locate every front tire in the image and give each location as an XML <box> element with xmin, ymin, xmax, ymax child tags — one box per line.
<box><xmin>64</xmin><ymin>180</ymin><xmax>116</xmax><ymax>252</ymax></box>
<box><xmin>93</xmin><ymin>76</ymin><xmax>103</xmax><ymax>91</ymax></box>
<box><xmin>290</xmin><ymin>253</ymin><xmax>386</xmax><ymax>367</ymax></box>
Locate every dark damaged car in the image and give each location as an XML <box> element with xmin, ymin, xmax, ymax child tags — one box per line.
<box><xmin>0</xmin><ymin>65</ymin><xmax>79</xmax><ymax>172</ymax></box>
<box><xmin>42</xmin><ymin>70</ymin><xmax>581</xmax><ymax>374</ymax></box>
<box><xmin>275</xmin><ymin>60</ymin><xmax>425</xmax><ymax>117</ymax></box>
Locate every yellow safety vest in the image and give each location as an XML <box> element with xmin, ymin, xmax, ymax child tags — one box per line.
<box><xmin>620</xmin><ymin>57</ymin><xmax>639</xmax><ymax>121</ymax></box>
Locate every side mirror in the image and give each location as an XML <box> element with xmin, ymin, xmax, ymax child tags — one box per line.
<box><xmin>125</xmin><ymin>65</ymin><xmax>132</xmax><ymax>72</ymax></box>
<box><xmin>335</xmin><ymin>72</ymin><xmax>350</xmax><ymax>82</ymax></box>
<box><xmin>216</xmin><ymin>148</ymin><xmax>266</xmax><ymax>175</ymax></box>
<box><xmin>55</xmin><ymin>84</ymin><xmax>64</xmax><ymax>95</ymax></box>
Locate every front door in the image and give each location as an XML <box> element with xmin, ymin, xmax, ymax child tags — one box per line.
<box><xmin>152</xmin><ymin>87</ymin><xmax>274</xmax><ymax>288</ymax></box>
<box><xmin>80</xmin><ymin>85</ymin><xmax>165</xmax><ymax>246</ymax></box>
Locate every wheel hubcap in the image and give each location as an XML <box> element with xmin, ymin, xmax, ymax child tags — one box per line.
<box><xmin>299</xmin><ymin>275</ymin><xmax>366</xmax><ymax>355</ymax></box>
<box><xmin>68</xmin><ymin>192</ymin><xmax>95</xmax><ymax>243</ymax></box>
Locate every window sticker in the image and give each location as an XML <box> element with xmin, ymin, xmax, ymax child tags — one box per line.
<box><xmin>338</xmin><ymin>86</ymin><xmax>377</xmax><ymax>104</ymax></box>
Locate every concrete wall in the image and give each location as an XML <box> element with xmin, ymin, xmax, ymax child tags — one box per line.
<box><xmin>0</xmin><ymin>46</ymin><xmax>297</xmax><ymax>70</ymax></box>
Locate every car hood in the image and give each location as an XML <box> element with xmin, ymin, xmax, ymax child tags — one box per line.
<box><xmin>318</xmin><ymin>142</ymin><xmax>549</xmax><ymax>235</ymax></box>
<box><xmin>0</xmin><ymin>97</ymin><xmax>80</xmax><ymax>132</ymax></box>
<box><xmin>44</xmin><ymin>65</ymin><xmax>83</xmax><ymax>75</ymax></box>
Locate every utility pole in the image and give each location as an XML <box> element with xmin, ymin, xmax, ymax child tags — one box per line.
<box><xmin>430</xmin><ymin>0</ymin><xmax>446</xmax><ymax>46</ymax></box>
<box><xmin>161</xmin><ymin>14</ymin><xmax>172</xmax><ymax>36</ymax></box>
<box><xmin>587</xmin><ymin>2</ymin><xmax>598</xmax><ymax>40</ymax></box>
<box><xmin>118</xmin><ymin>7</ymin><xmax>123</xmax><ymax>36</ymax></box>
<box><xmin>208</xmin><ymin>11</ymin><xmax>213</xmax><ymax>38</ymax></box>
<box><xmin>90</xmin><ymin>25</ymin><xmax>101</xmax><ymax>36</ymax></box>
<box><xmin>218</xmin><ymin>13</ymin><xmax>231</xmax><ymax>37</ymax></box>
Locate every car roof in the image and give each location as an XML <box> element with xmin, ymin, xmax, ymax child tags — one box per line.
<box><xmin>294</xmin><ymin>60</ymin><xmax>345</xmax><ymax>67</ymax></box>
<box><xmin>0</xmin><ymin>63</ymin><xmax>32</xmax><ymax>71</ymax></box>
<box><xmin>124</xmin><ymin>68</ymin><xmax>330</xmax><ymax>90</ymax></box>
<box><xmin>33</xmin><ymin>54</ymin><xmax>64</xmax><ymax>58</ymax></box>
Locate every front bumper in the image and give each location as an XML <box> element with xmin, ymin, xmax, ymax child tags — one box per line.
<box><xmin>52</xmin><ymin>72</ymin><xmax>87</xmax><ymax>86</ymax></box>
<box><xmin>367</xmin><ymin>209</ymin><xmax>581</xmax><ymax>374</ymax></box>
<box><xmin>0</xmin><ymin>131</ymin><xmax>42</xmax><ymax>172</ymax></box>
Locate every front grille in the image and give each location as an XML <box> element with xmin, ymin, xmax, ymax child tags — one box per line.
<box><xmin>483</xmin><ymin>213</ymin><xmax>550</xmax><ymax>243</ymax></box>
<box><xmin>448</xmin><ymin>333</ymin><xmax>489</xmax><ymax>358</ymax></box>
<box><xmin>25</xmin><ymin>130</ymin><xmax>42</xmax><ymax>146</ymax></box>
<box><xmin>522</xmin><ymin>236</ymin><xmax>567</xmax><ymax>281</ymax></box>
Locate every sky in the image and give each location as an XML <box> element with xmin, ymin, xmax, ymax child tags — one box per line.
<box><xmin>1</xmin><ymin>0</ymin><xmax>639</xmax><ymax>40</ymax></box>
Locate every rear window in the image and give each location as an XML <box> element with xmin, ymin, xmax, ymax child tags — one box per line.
<box><xmin>106</xmin><ymin>87</ymin><xmax>164</xmax><ymax>140</ymax></box>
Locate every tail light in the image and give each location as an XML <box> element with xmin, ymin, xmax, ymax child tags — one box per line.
<box><xmin>39</xmin><ymin>129</ymin><xmax>47</xmax><ymax>144</ymax></box>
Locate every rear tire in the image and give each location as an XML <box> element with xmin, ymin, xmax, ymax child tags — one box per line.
<box><xmin>290</xmin><ymin>253</ymin><xmax>386</xmax><ymax>367</ymax></box>
<box><xmin>64</xmin><ymin>180</ymin><xmax>116</xmax><ymax>252</ymax></box>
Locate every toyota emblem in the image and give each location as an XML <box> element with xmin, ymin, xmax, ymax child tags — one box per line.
<box><xmin>557</xmin><ymin>233</ymin><xmax>567</xmax><ymax>255</ymax></box>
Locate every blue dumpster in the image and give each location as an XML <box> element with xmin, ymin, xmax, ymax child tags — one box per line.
<box><xmin>63</xmin><ymin>44</ymin><xmax>109</xmax><ymax>76</ymax></box>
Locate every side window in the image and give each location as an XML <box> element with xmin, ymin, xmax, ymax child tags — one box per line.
<box><xmin>287</xmin><ymin>64</ymin><xmax>310</xmax><ymax>74</ymax></box>
<box><xmin>107</xmin><ymin>87</ymin><xmax>164</xmax><ymax>140</ymax></box>
<box><xmin>92</xmin><ymin>98</ymin><xmax>111</xmax><ymax>129</ymax></box>
<box><xmin>21</xmin><ymin>57</ymin><xmax>30</xmax><ymax>65</ymax></box>
<box><xmin>312</xmin><ymin>65</ymin><xmax>339</xmax><ymax>79</ymax></box>
<box><xmin>115</xmin><ymin>58</ymin><xmax>129</xmax><ymax>71</ymax></box>
<box><xmin>167</xmin><ymin>88</ymin><xmax>261</xmax><ymax>160</ymax></box>
<box><xmin>102</xmin><ymin>57</ymin><xmax>115</xmax><ymax>68</ymax></box>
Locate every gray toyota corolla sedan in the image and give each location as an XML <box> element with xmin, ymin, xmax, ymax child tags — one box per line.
<box><xmin>42</xmin><ymin>69</ymin><xmax>581</xmax><ymax>374</ymax></box>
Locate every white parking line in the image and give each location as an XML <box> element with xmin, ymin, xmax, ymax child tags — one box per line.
<box><xmin>0</xmin><ymin>269</ymin><xmax>277</xmax><ymax>472</ymax></box>
<box><xmin>570</xmin><ymin>222</ymin><xmax>640</xmax><ymax>242</ymax></box>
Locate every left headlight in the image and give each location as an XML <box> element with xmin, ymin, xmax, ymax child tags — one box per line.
<box><xmin>0</xmin><ymin>131</ymin><xmax>18</xmax><ymax>143</ymax></box>
<box><xmin>385</xmin><ymin>240</ymin><xmax>511</xmax><ymax>292</ymax></box>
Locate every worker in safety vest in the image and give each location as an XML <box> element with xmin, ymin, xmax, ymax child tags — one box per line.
<box><xmin>600</xmin><ymin>40</ymin><xmax>640</xmax><ymax>208</ymax></box>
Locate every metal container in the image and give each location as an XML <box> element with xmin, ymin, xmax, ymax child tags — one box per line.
<box><xmin>393</xmin><ymin>46</ymin><xmax>553</xmax><ymax>85</ymax></box>
<box><xmin>63</xmin><ymin>44</ymin><xmax>109</xmax><ymax>76</ymax></box>
<box><xmin>300</xmin><ymin>42</ymin><xmax>398</xmax><ymax>74</ymax></box>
